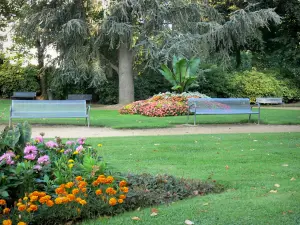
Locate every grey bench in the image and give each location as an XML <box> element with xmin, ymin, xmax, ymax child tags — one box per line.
<box><xmin>67</xmin><ymin>94</ymin><xmax>92</xmax><ymax>105</ymax></box>
<box><xmin>256</xmin><ymin>97</ymin><xmax>283</xmax><ymax>105</ymax></box>
<box><xmin>188</xmin><ymin>98</ymin><xmax>260</xmax><ymax>125</ymax></box>
<box><xmin>12</xmin><ymin>92</ymin><xmax>36</xmax><ymax>100</ymax></box>
<box><xmin>9</xmin><ymin>100</ymin><xmax>90</xmax><ymax>127</ymax></box>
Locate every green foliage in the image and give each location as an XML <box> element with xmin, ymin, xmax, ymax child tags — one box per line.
<box><xmin>0</xmin><ymin>53</ymin><xmax>39</xmax><ymax>97</ymax></box>
<box><xmin>159</xmin><ymin>56</ymin><xmax>201</xmax><ymax>93</ymax></box>
<box><xmin>229</xmin><ymin>69</ymin><xmax>300</xmax><ymax>102</ymax></box>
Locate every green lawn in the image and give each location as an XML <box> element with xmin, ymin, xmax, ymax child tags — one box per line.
<box><xmin>80</xmin><ymin>133</ymin><xmax>300</xmax><ymax>225</ymax></box>
<box><xmin>1</xmin><ymin>100</ymin><xmax>300</xmax><ymax>128</ymax></box>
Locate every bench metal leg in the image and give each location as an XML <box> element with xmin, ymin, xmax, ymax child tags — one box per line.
<box><xmin>258</xmin><ymin>112</ymin><xmax>260</xmax><ymax>125</ymax></box>
<box><xmin>9</xmin><ymin>117</ymin><xmax>11</xmax><ymax>128</ymax></box>
<box><xmin>194</xmin><ymin>113</ymin><xmax>196</xmax><ymax>126</ymax></box>
<box><xmin>248</xmin><ymin>114</ymin><xmax>251</xmax><ymax>123</ymax></box>
<box><xmin>87</xmin><ymin>116</ymin><xmax>90</xmax><ymax>128</ymax></box>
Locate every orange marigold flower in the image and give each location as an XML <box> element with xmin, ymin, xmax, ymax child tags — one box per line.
<box><xmin>30</xmin><ymin>195</ymin><xmax>38</xmax><ymax>202</ymax></box>
<box><xmin>17</xmin><ymin>202</ymin><xmax>22</xmax><ymax>207</ymax></box>
<box><xmin>61</xmin><ymin>197</ymin><xmax>69</xmax><ymax>203</ymax></box>
<box><xmin>105</xmin><ymin>176</ymin><xmax>114</xmax><ymax>184</ymax></box>
<box><xmin>84</xmin><ymin>194</ymin><xmax>88</xmax><ymax>197</ymax></box>
<box><xmin>78</xmin><ymin>181</ymin><xmax>87</xmax><ymax>189</ymax></box>
<box><xmin>109</xmin><ymin>197</ymin><xmax>117</xmax><ymax>206</ymax></box>
<box><xmin>75</xmin><ymin>197</ymin><xmax>82</xmax><ymax>203</ymax></box>
<box><xmin>17</xmin><ymin>222</ymin><xmax>27</xmax><ymax>225</ymax></box>
<box><xmin>81</xmin><ymin>188</ymin><xmax>87</xmax><ymax>193</ymax></box>
<box><xmin>118</xmin><ymin>199</ymin><xmax>124</xmax><ymax>204</ymax></box>
<box><xmin>39</xmin><ymin>197</ymin><xmax>47</xmax><ymax>204</ymax></box>
<box><xmin>3</xmin><ymin>207</ymin><xmax>10</xmax><ymax>214</ymax></box>
<box><xmin>59</xmin><ymin>184</ymin><xmax>65</xmax><ymax>189</ymax></box>
<box><xmin>18</xmin><ymin>204</ymin><xmax>27</xmax><ymax>211</ymax></box>
<box><xmin>106</xmin><ymin>187</ymin><xmax>117</xmax><ymax>195</ymax></box>
<box><xmin>95</xmin><ymin>189</ymin><xmax>102</xmax><ymax>195</ymax></box>
<box><xmin>55</xmin><ymin>187</ymin><xmax>65</xmax><ymax>195</ymax></box>
<box><xmin>119</xmin><ymin>194</ymin><xmax>126</xmax><ymax>199</ymax></box>
<box><xmin>0</xmin><ymin>199</ymin><xmax>6</xmax><ymax>205</ymax></box>
<box><xmin>67</xmin><ymin>194</ymin><xmax>75</xmax><ymax>201</ymax></box>
<box><xmin>97</xmin><ymin>178</ymin><xmax>106</xmax><ymax>184</ymax></box>
<box><xmin>120</xmin><ymin>187</ymin><xmax>129</xmax><ymax>193</ymax></box>
<box><xmin>79</xmin><ymin>200</ymin><xmax>87</xmax><ymax>205</ymax></box>
<box><xmin>75</xmin><ymin>176</ymin><xmax>83</xmax><ymax>181</ymax></box>
<box><xmin>72</xmin><ymin>189</ymin><xmax>80</xmax><ymax>195</ymax></box>
<box><xmin>37</xmin><ymin>192</ymin><xmax>46</xmax><ymax>197</ymax></box>
<box><xmin>44</xmin><ymin>195</ymin><xmax>51</xmax><ymax>200</ymax></box>
<box><xmin>55</xmin><ymin>197</ymin><xmax>63</xmax><ymax>205</ymax></box>
<box><xmin>92</xmin><ymin>180</ymin><xmax>100</xmax><ymax>186</ymax></box>
<box><xmin>98</xmin><ymin>175</ymin><xmax>105</xmax><ymax>179</ymax></box>
<box><xmin>46</xmin><ymin>200</ymin><xmax>54</xmax><ymax>207</ymax></box>
<box><xmin>119</xmin><ymin>180</ymin><xmax>127</xmax><ymax>187</ymax></box>
<box><xmin>65</xmin><ymin>182</ymin><xmax>74</xmax><ymax>189</ymax></box>
<box><xmin>29</xmin><ymin>204</ymin><xmax>38</xmax><ymax>211</ymax></box>
<box><xmin>2</xmin><ymin>219</ymin><xmax>12</xmax><ymax>225</ymax></box>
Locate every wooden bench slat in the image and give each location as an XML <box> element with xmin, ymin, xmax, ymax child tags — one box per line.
<box><xmin>12</xmin><ymin>92</ymin><xmax>36</xmax><ymax>99</ymax></box>
<box><xmin>256</xmin><ymin>97</ymin><xmax>283</xmax><ymax>104</ymax></box>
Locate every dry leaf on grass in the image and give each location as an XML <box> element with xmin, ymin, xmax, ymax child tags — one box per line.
<box><xmin>203</xmin><ymin>203</ymin><xmax>209</xmax><ymax>206</ymax></box>
<box><xmin>132</xmin><ymin>216</ymin><xmax>141</xmax><ymax>221</ymax></box>
<box><xmin>150</xmin><ymin>212</ymin><xmax>158</xmax><ymax>217</ymax></box>
<box><xmin>225</xmin><ymin>165</ymin><xmax>229</xmax><ymax>170</ymax></box>
<box><xmin>151</xmin><ymin>208</ymin><xmax>159</xmax><ymax>213</ymax></box>
<box><xmin>269</xmin><ymin>190</ymin><xmax>278</xmax><ymax>193</ymax></box>
<box><xmin>185</xmin><ymin>219</ymin><xmax>194</xmax><ymax>225</ymax></box>
<box><xmin>274</xmin><ymin>184</ymin><xmax>280</xmax><ymax>188</ymax></box>
<box><xmin>290</xmin><ymin>177</ymin><xmax>296</xmax><ymax>181</ymax></box>
<box><xmin>282</xmin><ymin>164</ymin><xmax>289</xmax><ymax>167</ymax></box>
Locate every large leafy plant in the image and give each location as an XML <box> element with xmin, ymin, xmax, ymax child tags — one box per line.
<box><xmin>159</xmin><ymin>56</ymin><xmax>201</xmax><ymax>93</ymax></box>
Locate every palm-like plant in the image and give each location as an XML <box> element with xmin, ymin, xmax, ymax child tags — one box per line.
<box><xmin>159</xmin><ymin>56</ymin><xmax>201</xmax><ymax>93</ymax></box>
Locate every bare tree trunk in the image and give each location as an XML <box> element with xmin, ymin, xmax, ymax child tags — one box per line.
<box><xmin>36</xmin><ymin>38</ymin><xmax>47</xmax><ymax>99</ymax></box>
<box><xmin>118</xmin><ymin>42</ymin><xmax>134</xmax><ymax>104</ymax></box>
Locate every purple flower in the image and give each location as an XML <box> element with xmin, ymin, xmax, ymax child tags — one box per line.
<box><xmin>24</xmin><ymin>145</ymin><xmax>38</xmax><ymax>155</ymax></box>
<box><xmin>37</xmin><ymin>155</ymin><xmax>50</xmax><ymax>165</ymax></box>
<box><xmin>35</xmin><ymin>136</ymin><xmax>44</xmax><ymax>143</ymax></box>
<box><xmin>46</xmin><ymin>141</ymin><xmax>58</xmax><ymax>149</ymax></box>
<box><xmin>64</xmin><ymin>149</ymin><xmax>72</xmax><ymax>154</ymax></box>
<box><xmin>24</xmin><ymin>154</ymin><xmax>37</xmax><ymax>160</ymax></box>
<box><xmin>77</xmin><ymin>138</ymin><xmax>86</xmax><ymax>145</ymax></box>
<box><xmin>33</xmin><ymin>165</ymin><xmax>42</xmax><ymax>171</ymax></box>
<box><xmin>66</xmin><ymin>140</ymin><xmax>75</xmax><ymax>145</ymax></box>
<box><xmin>76</xmin><ymin>145</ymin><xmax>84</xmax><ymax>152</ymax></box>
<box><xmin>0</xmin><ymin>151</ymin><xmax>16</xmax><ymax>165</ymax></box>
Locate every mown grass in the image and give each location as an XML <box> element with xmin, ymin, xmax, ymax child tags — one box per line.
<box><xmin>0</xmin><ymin>100</ymin><xmax>299</xmax><ymax>128</ymax></box>
<box><xmin>79</xmin><ymin>132</ymin><xmax>300</xmax><ymax>225</ymax></box>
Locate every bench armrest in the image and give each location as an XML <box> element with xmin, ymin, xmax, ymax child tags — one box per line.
<box><xmin>87</xmin><ymin>105</ymin><xmax>91</xmax><ymax>115</ymax></box>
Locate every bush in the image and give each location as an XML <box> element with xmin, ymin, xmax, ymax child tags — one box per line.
<box><xmin>229</xmin><ymin>69</ymin><xmax>300</xmax><ymax>103</ymax></box>
<box><xmin>119</xmin><ymin>92</ymin><xmax>210</xmax><ymax>117</ymax></box>
<box><xmin>0</xmin><ymin>55</ymin><xmax>39</xmax><ymax>98</ymax></box>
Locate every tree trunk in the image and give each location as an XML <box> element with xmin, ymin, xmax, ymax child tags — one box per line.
<box><xmin>235</xmin><ymin>47</ymin><xmax>241</xmax><ymax>69</ymax></box>
<box><xmin>36</xmin><ymin>38</ymin><xmax>47</xmax><ymax>99</ymax></box>
<box><xmin>118</xmin><ymin>42</ymin><xmax>134</xmax><ymax>104</ymax></box>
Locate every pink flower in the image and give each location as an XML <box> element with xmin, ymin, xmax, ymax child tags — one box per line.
<box><xmin>64</xmin><ymin>149</ymin><xmax>72</xmax><ymax>154</ymax></box>
<box><xmin>33</xmin><ymin>165</ymin><xmax>42</xmax><ymax>171</ymax></box>
<box><xmin>46</xmin><ymin>141</ymin><xmax>58</xmax><ymax>149</ymax></box>
<box><xmin>77</xmin><ymin>138</ymin><xmax>86</xmax><ymax>145</ymax></box>
<box><xmin>0</xmin><ymin>151</ymin><xmax>16</xmax><ymax>165</ymax></box>
<box><xmin>76</xmin><ymin>145</ymin><xmax>84</xmax><ymax>152</ymax></box>
<box><xmin>66</xmin><ymin>140</ymin><xmax>75</xmax><ymax>145</ymax></box>
<box><xmin>24</xmin><ymin>154</ymin><xmax>36</xmax><ymax>160</ymax></box>
<box><xmin>35</xmin><ymin>136</ymin><xmax>44</xmax><ymax>143</ymax></box>
<box><xmin>37</xmin><ymin>155</ymin><xmax>50</xmax><ymax>165</ymax></box>
<box><xmin>24</xmin><ymin>145</ymin><xmax>38</xmax><ymax>155</ymax></box>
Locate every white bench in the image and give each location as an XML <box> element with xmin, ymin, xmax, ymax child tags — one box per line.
<box><xmin>188</xmin><ymin>98</ymin><xmax>260</xmax><ymax>125</ymax></box>
<box><xmin>12</xmin><ymin>92</ymin><xmax>36</xmax><ymax>100</ymax></box>
<box><xmin>9</xmin><ymin>100</ymin><xmax>90</xmax><ymax>127</ymax></box>
<box><xmin>256</xmin><ymin>97</ymin><xmax>283</xmax><ymax>105</ymax></box>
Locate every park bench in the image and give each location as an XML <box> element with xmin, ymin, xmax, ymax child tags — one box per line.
<box><xmin>67</xmin><ymin>94</ymin><xmax>92</xmax><ymax>105</ymax></box>
<box><xmin>9</xmin><ymin>100</ymin><xmax>90</xmax><ymax>127</ymax></box>
<box><xmin>256</xmin><ymin>97</ymin><xmax>283</xmax><ymax>105</ymax></box>
<box><xmin>188</xmin><ymin>98</ymin><xmax>260</xmax><ymax>125</ymax></box>
<box><xmin>11</xmin><ymin>92</ymin><xmax>36</xmax><ymax>100</ymax></box>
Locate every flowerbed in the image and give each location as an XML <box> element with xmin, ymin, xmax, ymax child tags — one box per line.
<box><xmin>0</xmin><ymin>122</ymin><xmax>222</xmax><ymax>224</ymax></box>
<box><xmin>119</xmin><ymin>92</ymin><xmax>210</xmax><ymax>117</ymax></box>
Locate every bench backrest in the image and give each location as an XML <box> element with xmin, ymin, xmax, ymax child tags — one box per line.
<box><xmin>188</xmin><ymin>98</ymin><xmax>251</xmax><ymax>113</ymax></box>
<box><xmin>256</xmin><ymin>97</ymin><xmax>282</xmax><ymax>104</ymax></box>
<box><xmin>11</xmin><ymin>100</ymin><xmax>87</xmax><ymax>118</ymax></box>
<box><xmin>13</xmin><ymin>92</ymin><xmax>36</xmax><ymax>98</ymax></box>
<box><xmin>67</xmin><ymin>94</ymin><xmax>92</xmax><ymax>101</ymax></box>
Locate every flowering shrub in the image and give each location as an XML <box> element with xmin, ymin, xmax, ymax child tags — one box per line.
<box><xmin>119</xmin><ymin>92</ymin><xmax>210</xmax><ymax>117</ymax></box>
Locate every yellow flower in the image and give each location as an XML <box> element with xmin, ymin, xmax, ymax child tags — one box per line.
<box><xmin>79</xmin><ymin>200</ymin><xmax>87</xmax><ymax>205</ymax></box>
<box><xmin>2</xmin><ymin>219</ymin><xmax>12</xmax><ymax>225</ymax></box>
<box><xmin>60</xmin><ymin>149</ymin><xmax>64</xmax><ymax>153</ymax></box>
<box><xmin>97</xmin><ymin>144</ymin><xmax>103</xmax><ymax>147</ymax></box>
<box><xmin>68</xmin><ymin>159</ymin><xmax>74</xmax><ymax>163</ymax></box>
<box><xmin>17</xmin><ymin>222</ymin><xmax>27</xmax><ymax>225</ymax></box>
<box><xmin>3</xmin><ymin>207</ymin><xmax>10</xmax><ymax>214</ymax></box>
<box><xmin>15</xmin><ymin>155</ymin><xmax>20</xmax><ymax>159</ymax></box>
<box><xmin>55</xmin><ymin>197</ymin><xmax>63</xmax><ymax>205</ymax></box>
<box><xmin>68</xmin><ymin>163</ymin><xmax>74</xmax><ymax>169</ymax></box>
<box><xmin>109</xmin><ymin>197</ymin><xmax>117</xmax><ymax>206</ymax></box>
<box><xmin>73</xmin><ymin>151</ymin><xmax>79</xmax><ymax>155</ymax></box>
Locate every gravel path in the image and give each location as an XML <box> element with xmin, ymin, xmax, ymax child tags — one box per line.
<box><xmin>1</xmin><ymin>124</ymin><xmax>299</xmax><ymax>138</ymax></box>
